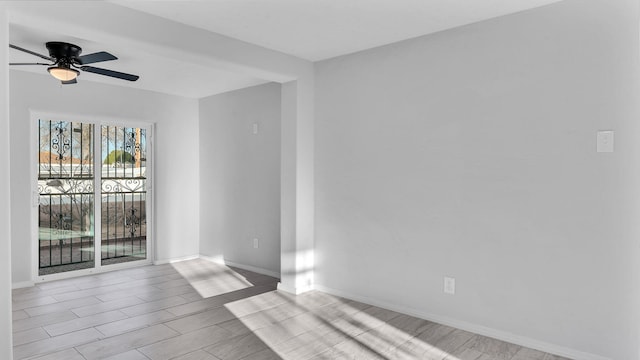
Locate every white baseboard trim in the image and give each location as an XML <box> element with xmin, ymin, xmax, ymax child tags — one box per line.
<box><xmin>199</xmin><ymin>255</ymin><xmax>280</xmax><ymax>279</ymax></box>
<box><xmin>153</xmin><ymin>254</ymin><xmax>200</xmax><ymax>265</ymax></box>
<box><xmin>224</xmin><ymin>260</ymin><xmax>280</xmax><ymax>279</ymax></box>
<box><xmin>277</xmin><ymin>282</ymin><xmax>297</xmax><ymax>294</ymax></box>
<box><xmin>199</xmin><ymin>254</ymin><xmax>225</xmax><ymax>265</ymax></box>
<box><xmin>12</xmin><ymin>281</ymin><xmax>35</xmax><ymax>289</ymax></box>
<box><xmin>314</xmin><ymin>285</ymin><xmax>611</xmax><ymax>360</ymax></box>
<box><xmin>277</xmin><ymin>282</ymin><xmax>314</xmax><ymax>295</ymax></box>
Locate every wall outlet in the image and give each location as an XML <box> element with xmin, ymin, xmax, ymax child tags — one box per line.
<box><xmin>253</xmin><ymin>238</ymin><xmax>259</xmax><ymax>249</ymax></box>
<box><xmin>597</xmin><ymin>130</ymin><xmax>614</xmax><ymax>152</ymax></box>
<box><xmin>444</xmin><ymin>276</ymin><xmax>455</xmax><ymax>295</ymax></box>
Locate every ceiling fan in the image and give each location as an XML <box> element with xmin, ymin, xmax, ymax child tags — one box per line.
<box><xmin>9</xmin><ymin>41</ymin><xmax>139</xmax><ymax>84</ymax></box>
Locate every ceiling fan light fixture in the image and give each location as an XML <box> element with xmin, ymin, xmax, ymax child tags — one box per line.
<box><xmin>47</xmin><ymin>66</ymin><xmax>79</xmax><ymax>81</ymax></box>
<box><xmin>11</xmin><ymin>42</ymin><xmax>138</xmax><ymax>83</ymax></box>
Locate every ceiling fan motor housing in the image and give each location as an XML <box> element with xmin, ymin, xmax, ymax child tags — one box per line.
<box><xmin>46</xmin><ymin>42</ymin><xmax>82</xmax><ymax>65</ymax></box>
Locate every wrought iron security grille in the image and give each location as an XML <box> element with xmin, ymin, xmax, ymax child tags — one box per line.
<box><xmin>37</xmin><ymin>120</ymin><xmax>149</xmax><ymax>275</ymax></box>
<box><xmin>38</xmin><ymin>120</ymin><xmax>95</xmax><ymax>275</ymax></box>
<box><xmin>101</xmin><ymin>125</ymin><xmax>147</xmax><ymax>265</ymax></box>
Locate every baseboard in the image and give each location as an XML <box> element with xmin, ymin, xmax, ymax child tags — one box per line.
<box><xmin>277</xmin><ymin>281</ymin><xmax>314</xmax><ymax>295</ymax></box>
<box><xmin>153</xmin><ymin>254</ymin><xmax>200</xmax><ymax>265</ymax></box>
<box><xmin>314</xmin><ymin>285</ymin><xmax>611</xmax><ymax>360</ymax></box>
<box><xmin>12</xmin><ymin>281</ymin><xmax>34</xmax><ymax>289</ymax></box>
<box><xmin>199</xmin><ymin>254</ymin><xmax>225</xmax><ymax>265</ymax></box>
<box><xmin>223</xmin><ymin>260</ymin><xmax>280</xmax><ymax>279</ymax></box>
<box><xmin>199</xmin><ymin>255</ymin><xmax>280</xmax><ymax>279</ymax></box>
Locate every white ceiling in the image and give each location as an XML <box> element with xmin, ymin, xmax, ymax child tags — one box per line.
<box><xmin>9</xmin><ymin>0</ymin><xmax>565</xmax><ymax>98</ymax></box>
<box><xmin>114</xmin><ymin>0</ymin><xmax>564</xmax><ymax>62</ymax></box>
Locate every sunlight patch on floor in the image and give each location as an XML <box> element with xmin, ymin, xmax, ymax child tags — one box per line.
<box><xmin>225</xmin><ymin>290</ymin><xmax>462</xmax><ymax>360</ymax></box>
<box><xmin>171</xmin><ymin>258</ymin><xmax>252</xmax><ymax>298</ymax></box>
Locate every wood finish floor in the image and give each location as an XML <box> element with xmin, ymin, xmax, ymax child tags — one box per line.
<box><xmin>12</xmin><ymin>259</ymin><xmax>571</xmax><ymax>360</ymax></box>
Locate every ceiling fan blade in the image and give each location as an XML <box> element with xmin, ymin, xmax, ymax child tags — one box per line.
<box><xmin>9</xmin><ymin>44</ymin><xmax>54</xmax><ymax>61</ymax></box>
<box><xmin>62</xmin><ymin>79</ymin><xmax>77</xmax><ymax>85</ymax></box>
<box><xmin>9</xmin><ymin>62</ymin><xmax>51</xmax><ymax>66</ymax></box>
<box><xmin>77</xmin><ymin>51</ymin><xmax>117</xmax><ymax>65</ymax></box>
<box><xmin>80</xmin><ymin>66</ymin><xmax>139</xmax><ymax>81</ymax></box>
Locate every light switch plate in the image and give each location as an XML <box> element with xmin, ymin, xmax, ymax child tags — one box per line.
<box><xmin>597</xmin><ymin>131</ymin><xmax>614</xmax><ymax>153</ymax></box>
<box><xmin>444</xmin><ymin>277</ymin><xmax>455</xmax><ymax>295</ymax></box>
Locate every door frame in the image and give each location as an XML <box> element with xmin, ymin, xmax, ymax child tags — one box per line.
<box><xmin>30</xmin><ymin>110</ymin><xmax>155</xmax><ymax>283</ymax></box>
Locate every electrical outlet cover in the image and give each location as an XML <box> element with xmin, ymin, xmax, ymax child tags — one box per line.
<box><xmin>597</xmin><ymin>130</ymin><xmax>614</xmax><ymax>153</ymax></box>
<box><xmin>444</xmin><ymin>277</ymin><xmax>455</xmax><ymax>295</ymax></box>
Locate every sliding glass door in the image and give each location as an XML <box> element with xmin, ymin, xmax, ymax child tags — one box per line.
<box><xmin>100</xmin><ymin>125</ymin><xmax>148</xmax><ymax>266</ymax></box>
<box><xmin>37</xmin><ymin>118</ymin><xmax>151</xmax><ymax>277</ymax></box>
<box><xmin>38</xmin><ymin>120</ymin><xmax>95</xmax><ymax>275</ymax></box>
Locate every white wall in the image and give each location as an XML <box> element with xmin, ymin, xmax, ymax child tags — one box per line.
<box><xmin>314</xmin><ymin>0</ymin><xmax>640</xmax><ymax>359</ymax></box>
<box><xmin>0</xmin><ymin>5</ymin><xmax>14</xmax><ymax>359</ymax></box>
<box><xmin>199</xmin><ymin>83</ymin><xmax>281</xmax><ymax>275</ymax></box>
<box><xmin>10</xmin><ymin>70</ymin><xmax>200</xmax><ymax>283</ymax></box>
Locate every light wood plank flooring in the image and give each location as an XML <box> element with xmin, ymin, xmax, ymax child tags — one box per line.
<box><xmin>12</xmin><ymin>259</ymin><xmax>571</xmax><ymax>360</ymax></box>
